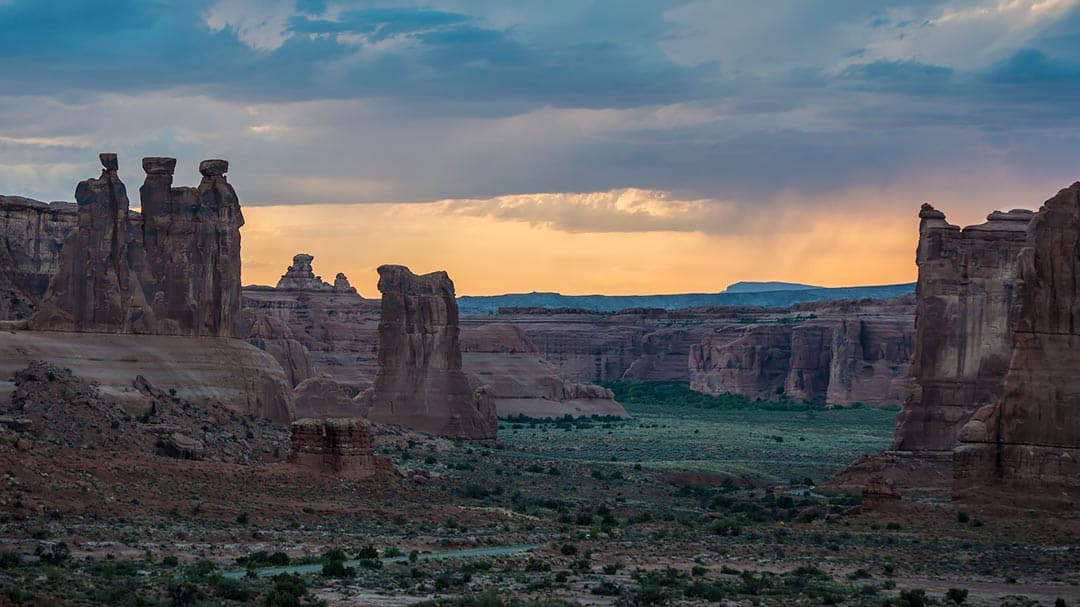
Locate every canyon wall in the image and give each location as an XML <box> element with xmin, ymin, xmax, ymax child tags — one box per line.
<box><xmin>0</xmin><ymin>196</ymin><xmax>76</xmax><ymax>321</ymax></box>
<box><xmin>688</xmin><ymin>310</ymin><xmax>914</xmax><ymax>406</ymax></box>
<box><xmin>954</xmin><ymin>183</ymin><xmax>1080</xmax><ymax>496</ymax></box>
<box><xmin>891</xmin><ymin>206</ymin><xmax>1032</xmax><ymax>452</ymax></box>
<box><xmin>364</xmin><ymin>265</ymin><xmax>497</xmax><ymax>439</ymax></box>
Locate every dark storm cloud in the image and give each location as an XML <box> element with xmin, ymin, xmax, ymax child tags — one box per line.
<box><xmin>1</xmin><ymin>0</ymin><xmax>1080</xmax><ymax>209</ymax></box>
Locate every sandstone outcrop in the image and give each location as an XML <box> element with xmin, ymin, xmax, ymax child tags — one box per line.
<box><xmin>861</xmin><ymin>475</ymin><xmax>901</xmax><ymax>509</ymax></box>
<box><xmin>0</xmin><ymin>196</ymin><xmax>76</xmax><ymax>320</ymax></box>
<box><xmin>333</xmin><ymin>273</ymin><xmax>357</xmax><ymax>294</ymax></box>
<box><xmin>461</xmin><ymin>323</ymin><xmax>627</xmax><ymax>419</ymax></box>
<box><xmin>0</xmin><ymin>330</ymin><xmax>294</xmax><ymax>424</ymax></box>
<box><xmin>294</xmin><ymin>376</ymin><xmax>368</xmax><ymax>419</ymax></box>
<box><xmin>954</xmin><ymin>183</ymin><xmax>1080</xmax><ymax>496</ymax></box>
<box><xmin>138</xmin><ymin>157</ymin><xmax>244</xmax><ymax>336</ymax></box>
<box><xmin>29</xmin><ymin>154</ymin><xmax>245</xmax><ymax>337</ymax></box>
<box><xmin>892</xmin><ymin>206</ymin><xmax>1033</xmax><ymax>452</ymax></box>
<box><xmin>288</xmin><ymin>418</ymin><xmax>390</xmax><ymax>476</ymax></box>
<box><xmin>365</xmin><ymin>265</ymin><xmax>497</xmax><ymax>439</ymax></box>
<box><xmin>689</xmin><ymin>308</ymin><xmax>913</xmax><ymax>406</ymax></box>
<box><xmin>241</xmin><ymin>311</ymin><xmax>318</xmax><ymax>388</ymax></box>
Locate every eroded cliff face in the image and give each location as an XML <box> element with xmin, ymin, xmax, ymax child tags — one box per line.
<box><xmin>365</xmin><ymin>265</ymin><xmax>497</xmax><ymax>440</ymax></box>
<box><xmin>892</xmin><ymin>206</ymin><xmax>1032</xmax><ymax>452</ymax></box>
<box><xmin>954</xmin><ymin>183</ymin><xmax>1080</xmax><ymax>496</ymax></box>
<box><xmin>689</xmin><ymin>309</ymin><xmax>914</xmax><ymax>407</ymax></box>
<box><xmin>461</xmin><ymin>323</ymin><xmax>627</xmax><ymax>419</ymax></box>
<box><xmin>0</xmin><ymin>196</ymin><xmax>76</xmax><ymax>320</ymax></box>
<box><xmin>139</xmin><ymin>158</ymin><xmax>244</xmax><ymax>337</ymax></box>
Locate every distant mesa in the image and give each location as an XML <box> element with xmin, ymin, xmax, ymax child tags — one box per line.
<box><xmin>722</xmin><ymin>281</ymin><xmax>821</xmax><ymax>293</ymax></box>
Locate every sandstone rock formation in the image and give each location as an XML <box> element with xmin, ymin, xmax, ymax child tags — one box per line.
<box><xmin>689</xmin><ymin>307</ymin><xmax>913</xmax><ymax>406</ymax></box>
<box><xmin>138</xmin><ymin>157</ymin><xmax>244</xmax><ymax>337</ymax></box>
<box><xmin>288</xmin><ymin>418</ymin><xmax>390</xmax><ymax>476</ymax></box>
<box><xmin>29</xmin><ymin>155</ymin><xmax>245</xmax><ymax>337</ymax></box>
<box><xmin>461</xmin><ymin>323</ymin><xmax>627</xmax><ymax>418</ymax></box>
<box><xmin>294</xmin><ymin>376</ymin><xmax>368</xmax><ymax>419</ymax></box>
<box><xmin>241</xmin><ymin>311</ymin><xmax>318</xmax><ymax>388</ymax></box>
<box><xmin>333</xmin><ymin>273</ymin><xmax>357</xmax><ymax>294</ymax></box>
<box><xmin>0</xmin><ymin>196</ymin><xmax>76</xmax><ymax>320</ymax></box>
<box><xmin>365</xmin><ymin>265</ymin><xmax>497</xmax><ymax>439</ymax></box>
<box><xmin>954</xmin><ymin>183</ymin><xmax>1080</xmax><ymax>496</ymax></box>
<box><xmin>892</xmin><ymin>206</ymin><xmax>1033</xmax><ymax>452</ymax></box>
<box><xmin>861</xmin><ymin>475</ymin><xmax>901</xmax><ymax>509</ymax></box>
<box><xmin>276</xmin><ymin>253</ymin><xmax>332</xmax><ymax>291</ymax></box>
<box><xmin>31</xmin><ymin>154</ymin><xmax>150</xmax><ymax>332</ymax></box>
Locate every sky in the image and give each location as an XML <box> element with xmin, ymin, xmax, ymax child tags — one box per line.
<box><xmin>2</xmin><ymin>0</ymin><xmax>1080</xmax><ymax>295</ymax></box>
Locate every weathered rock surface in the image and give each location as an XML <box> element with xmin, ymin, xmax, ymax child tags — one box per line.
<box><xmin>276</xmin><ymin>253</ymin><xmax>332</xmax><ymax>291</ymax></box>
<box><xmin>689</xmin><ymin>303</ymin><xmax>914</xmax><ymax>406</ymax></box>
<box><xmin>138</xmin><ymin>157</ymin><xmax>244</xmax><ymax>337</ymax></box>
<box><xmin>294</xmin><ymin>376</ymin><xmax>368</xmax><ymax>419</ymax></box>
<box><xmin>892</xmin><ymin>206</ymin><xmax>1033</xmax><ymax>452</ymax></box>
<box><xmin>955</xmin><ymin>183</ymin><xmax>1080</xmax><ymax>496</ymax></box>
<box><xmin>0</xmin><ymin>330</ymin><xmax>294</xmax><ymax>423</ymax></box>
<box><xmin>0</xmin><ymin>196</ymin><xmax>76</xmax><ymax>320</ymax></box>
<box><xmin>288</xmin><ymin>418</ymin><xmax>390</xmax><ymax>476</ymax></box>
<box><xmin>241</xmin><ymin>311</ymin><xmax>318</xmax><ymax>388</ymax></box>
<box><xmin>29</xmin><ymin>155</ymin><xmax>245</xmax><ymax>337</ymax></box>
<box><xmin>861</xmin><ymin>475</ymin><xmax>901</xmax><ymax>509</ymax></box>
<box><xmin>461</xmin><ymin>323</ymin><xmax>627</xmax><ymax>419</ymax></box>
<box><xmin>365</xmin><ymin>265</ymin><xmax>497</xmax><ymax>439</ymax></box>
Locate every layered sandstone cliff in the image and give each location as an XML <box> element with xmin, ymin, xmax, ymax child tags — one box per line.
<box><xmin>288</xmin><ymin>418</ymin><xmax>390</xmax><ymax>476</ymax></box>
<box><xmin>461</xmin><ymin>323</ymin><xmax>627</xmax><ymax>419</ymax></box>
<box><xmin>688</xmin><ymin>307</ymin><xmax>914</xmax><ymax>407</ymax></box>
<box><xmin>365</xmin><ymin>265</ymin><xmax>497</xmax><ymax>440</ymax></box>
<box><xmin>954</xmin><ymin>183</ymin><xmax>1080</xmax><ymax>496</ymax></box>
<box><xmin>891</xmin><ymin>206</ymin><xmax>1033</xmax><ymax>451</ymax></box>
<box><xmin>0</xmin><ymin>196</ymin><xmax>76</xmax><ymax>320</ymax></box>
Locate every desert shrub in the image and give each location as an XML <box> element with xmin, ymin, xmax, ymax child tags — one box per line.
<box><xmin>946</xmin><ymin>588</ymin><xmax>968</xmax><ymax>604</ymax></box>
<box><xmin>34</xmin><ymin>542</ymin><xmax>71</xmax><ymax>565</ymax></box>
<box><xmin>166</xmin><ymin>578</ymin><xmax>202</xmax><ymax>607</ymax></box>
<box><xmin>956</xmin><ymin>511</ymin><xmax>970</xmax><ymax>523</ymax></box>
<box><xmin>560</xmin><ymin>544</ymin><xmax>578</xmax><ymax>556</ymax></box>
<box><xmin>215</xmin><ymin>577</ymin><xmax>255</xmax><ymax>601</ymax></box>
<box><xmin>355</xmin><ymin>545</ymin><xmax>378</xmax><ymax>559</ymax></box>
<box><xmin>592</xmin><ymin>581</ymin><xmax>623</xmax><ymax>596</ymax></box>
<box><xmin>264</xmin><ymin>573</ymin><xmax>310</xmax><ymax>607</ymax></box>
<box><xmin>0</xmin><ymin>552</ymin><xmax>20</xmax><ymax>569</ymax></box>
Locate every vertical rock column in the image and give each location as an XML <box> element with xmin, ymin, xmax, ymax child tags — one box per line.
<box><xmin>366</xmin><ymin>264</ymin><xmax>497</xmax><ymax>439</ymax></box>
<box><xmin>139</xmin><ymin>158</ymin><xmax>243</xmax><ymax>336</ymax></box>
<box><xmin>32</xmin><ymin>153</ymin><xmax>144</xmax><ymax>332</ymax></box>
<box><xmin>891</xmin><ymin>205</ymin><xmax>1032</xmax><ymax>452</ymax></box>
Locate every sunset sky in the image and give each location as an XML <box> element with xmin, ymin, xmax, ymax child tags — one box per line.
<box><xmin>2</xmin><ymin>1</ymin><xmax>1080</xmax><ymax>295</ymax></box>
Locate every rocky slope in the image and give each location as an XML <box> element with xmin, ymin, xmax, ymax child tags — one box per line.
<box><xmin>363</xmin><ymin>265</ymin><xmax>497</xmax><ymax>440</ymax></box>
<box><xmin>1</xmin><ymin>361</ymin><xmax>288</xmax><ymax>463</ymax></box>
<box><xmin>0</xmin><ymin>330</ymin><xmax>294</xmax><ymax>423</ymax></box>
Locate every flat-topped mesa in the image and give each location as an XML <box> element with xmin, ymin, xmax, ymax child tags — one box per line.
<box><xmin>276</xmin><ymin>253</ymin><xmax>332</xmax><ymax>291</ymax></box>
<box><xmin>139</xmin><ymin>156</ymin><xmax>244</xmax><ymax>337</ymax></box>
<box><xmin>892</xmin><ymin>204</ymin><xmax>1034</xmax><ymax>452</ymax></box>
<box><xmin>31</xmin><ymin>153</ymin><xmax>152</xmax><ymax>332</ymax></box>
<box><xmin>955</xmin><ymin>182</ymin><xmax>1080</xmax><ymax>497</ymax></box>
<box><xmin>288</xmin><ymin>418</ymin><xmax>391</xmax><ymax>477</ymax></box>
<box><xmin>366</xmin><ymin>264</ymin><xmax>497</xmax><ymax>440</ymax></box>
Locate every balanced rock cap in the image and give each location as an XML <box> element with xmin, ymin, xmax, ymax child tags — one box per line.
<box><xmin>142</xmin><ymin>157</ymin><xmax>177</xmax><ymax>175</ymax></box>
<box><xmin>99</xmin><ymin>153</ymin><xmax>119</xmax><ymax>172</ymax></box>
<box><xmin>199</xmin><ymin>159</ymin><xmax>229</xmax><ymax>177</ymax></box>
